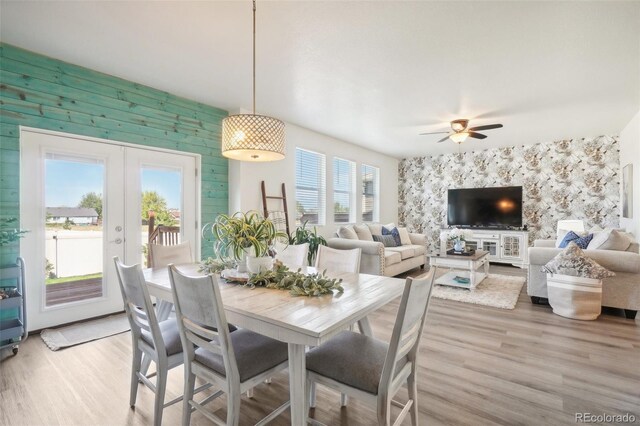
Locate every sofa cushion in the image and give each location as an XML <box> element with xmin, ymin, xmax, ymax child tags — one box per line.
<box><xmin>386</xmin><ymin>246</ymin><xmax>415</xmax><ymax>260</ymax></box>
<box><xmin>406</xmin><ymin>244</ymin><xmax>426</xmax><ymax>256</ymax></box>
<box><xmin>543</xmin><ymin>242</ymin><xmax>616</xmax><ymax>279</ymax></box>
<box><xmin>337</xmin><ymin>226</ymin><xmax>358</xmax><ymax>240</ymax></box>
<box><xmin>383</xmin><ymin>249</ymin><xmax>402</xmax><ymax>266</ymax></box>
<box><xmin>397</xmin><ymin>227</ymin><xmax>412</xmax><ymax>245</ymax></box>
<box><xmin>367</xmin><ymin>223</ymin><xmax>383</xmax><ymax>236</ymax></box>
<box><xmin>588</xmin><ymin>229</ymin><xmax>631</xmax><ymax>251</ymax></box>
<box><xmin>373</xmin><ymin>234</ymin><xmax>397</xmax><ymax>247</ymax></box>
<box><xmin>382</xmin><ymin>226</ymin><xmax>402</xmax><ymax>246</ymax></box>
<box><xmin>353</xmin><ymin>224</ymin><xmax>374</xmax><ymax>241</ymax></box>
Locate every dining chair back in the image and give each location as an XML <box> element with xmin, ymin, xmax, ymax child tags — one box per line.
<box><xmin>275</xmin><ymin>242</ymin><xmax>309</xmax><ymax>269</ymax></box>
<box><xmin>305</xmin><ymin>269</ymin><xmax>436</xmax><ymax>426</ymax></box>
<box><xmin>113</xmin><ymin>257</ymin><xmax>185</xmax><ymax>426</ymax></box>
<box><xmin>149</xmin><ymin>241</ymin><xmax>192</xmax><ymax>269</ymax></box>
<box><xmin>168</xmin><ymin>265</ymin><xmax>290</xmax><ymax>426</ymax></box>
<box><xmin>315</xmin><ymin>245</ymin><xmax>361</xmax><ymax>274</ymax></box>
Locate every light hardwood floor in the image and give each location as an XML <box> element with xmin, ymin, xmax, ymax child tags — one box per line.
<box><xmin>1</xmin><ymin>265</ymin><xmax>638</xmax><ymax>426</ymax></box>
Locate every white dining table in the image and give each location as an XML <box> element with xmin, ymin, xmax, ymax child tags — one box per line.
<box><xmin>143</xmin><ymin>264</ymin><xmax>405</xmax><ymax>425</ymax></box>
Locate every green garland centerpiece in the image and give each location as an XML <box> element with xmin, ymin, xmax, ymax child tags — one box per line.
<box><xmin>198</xmin><ymin>257</ymin><xmax>236</xmax><ymax>275</ymax></box>
<box><xmin>247</xmin><ymin>261</ymin><xmax>344</xmax><ymax>297</ymax></box>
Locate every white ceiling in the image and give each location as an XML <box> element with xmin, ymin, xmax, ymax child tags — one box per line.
<box><xmin>1</xmin><ymin>1</ymin><xmax>639</xmax><ymax>158</ymax></box>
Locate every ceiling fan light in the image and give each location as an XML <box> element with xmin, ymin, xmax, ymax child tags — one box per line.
<box><xmin>450</xmin><ymin>132</ymin><xmax>470</xmax><ymax>144</ymax></box>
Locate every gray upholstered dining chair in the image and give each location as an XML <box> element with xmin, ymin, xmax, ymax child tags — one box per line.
<box><xmin>315</xmin><ymin>245</ymin><xmax>361</xmax><ymax>274</ymax></box>
<box><xmin>168</xmin><ymin>264</ymin><xmax>290</xmax><ymax>426</ymax></box>
<box><xmin>275</xmin><ymin>242</ymin><xmax>309</xmax><ymax>269</ymax></box>
<box><xmin>306</xmin><ymin>269</ymin><xmax>436</xmax><ymax>426</ymax></box>
<box><xmin>149</xmin><ymin>241</ymin><xmax>192</xmax><ymax>269</ymax></box>
<box><xmin>113</xmin><ymin>257</ymin><xmax>186</xmax><ymax>426</ymax></box>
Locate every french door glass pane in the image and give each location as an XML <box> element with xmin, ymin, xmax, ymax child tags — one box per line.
<box><xmin>140</xmin><ymin>166</ymin><xmax>182</xmax><ymax>266</ymax></box>
<box><xmin>44</xmin><ymin>154</ymin><xmax>104</xmax><ymax>306</ymax></box>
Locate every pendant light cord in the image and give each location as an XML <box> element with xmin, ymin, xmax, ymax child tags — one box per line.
<box><xmin>252</xmin><ymin>0</ymin><xmax>256</xmax><ymax>115</ymax></box>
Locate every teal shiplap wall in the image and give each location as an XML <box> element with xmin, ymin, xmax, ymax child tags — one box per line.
<box><xmin>0</xmin><ymin>43</ymin><xmax>228</xmax><ymax>264</ymax></box>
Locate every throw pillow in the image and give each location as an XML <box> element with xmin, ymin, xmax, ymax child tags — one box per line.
<box><xmin>558</xmin><ymin>231</ymin><xmax>593</xmax><ymax>249</ymax></box>
<box><xmin>382</xmin><ymin>226</ymin><xmax>402</xmax><ymax>246</ymax></box>
<box><xmin>555</xmin><ymin>229</ymin><xmax>587</xmax><ymax>247</ymax></box>
<box><xmin>589</xmin><ymin>224</ymin><xmax>604</xmax><ymax>233</ymax></box>
<box><xmin>337</xmin><ymin>226</ymin><xmax>358</xmax><ymax>240</ymax></box>
<box><xmin>367</xmin><ymin>223</ymin><xmax>383</xmax><ymax>236</ymax></box>
<box><xmin>558</xmin><ymin>231</ymin><xmax>579</xmax><ymax>248</ymax></box>
<box><xmin>587</xmin><ymin>228</ymin><xmax>631</xmax><ymax>251</ymax></box>
<box><xmin>543</xmin><ymin>242</ymin><xmax>616</xmax><ymax>279</ymax></box>
<box><xmin>397</xmin><ymin>227</ymin><xmax>412</xmax><ymax>245</ymax></box>
<box><xmin>353</xmin><ymin>224</ymin><xmax>374</xmax><ymax>241</ymax></box>
<box><xmin>373</xmin><ymin>234</ymin><xmax>397</xmax><ymax>247</ymax></box>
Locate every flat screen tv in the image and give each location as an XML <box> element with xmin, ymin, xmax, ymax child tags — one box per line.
<box><xmin>447</xmin><ymin>186</ymin><xmax>523</xmax><ymax>228</ymax></box>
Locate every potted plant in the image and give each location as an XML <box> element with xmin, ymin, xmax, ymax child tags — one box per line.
<box><xmin>211</xmin><ymin>211</ymin><xmax>287</xmax><ymax>274</ymax></box>
<box><xmin>289</xmin><ymin>221</ymin><xmax>327</xmax><ymax>266</ymax></box>
<box><xmin>445</xmin><ymin>227</ymin><xmax>473</xmax><ymax>253</ymax></box>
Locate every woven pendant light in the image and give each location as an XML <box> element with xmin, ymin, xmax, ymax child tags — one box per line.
<box><xmin>222</xmin><ymin>0</ymin><xmax>285</xmax><ymax>162</ymax></box>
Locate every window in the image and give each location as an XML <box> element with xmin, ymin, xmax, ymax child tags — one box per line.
<box><xmin>333</xmin><ymin>157</ymin><xmax>356</xmax><ymax>223</ymax></box>
<box><xmin>295</xmin><ymin>148</ymin><xmax>326</xmax><ymax>225</ymax></box>
<box><xmin>361</xmin><ymin>164</ymin><xmax>379</xmax><ymax>222</ymax></box>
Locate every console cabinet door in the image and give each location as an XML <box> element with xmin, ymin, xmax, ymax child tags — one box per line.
<box><xmin>500</xmin><ymin>234</ymin><xmax>524</xmax><ymax>260</ymax></box>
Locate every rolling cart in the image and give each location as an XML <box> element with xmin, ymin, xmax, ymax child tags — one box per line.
<box><xmin>0</xmin><ymin>257</ymin><xmax>27</xmax><ymax>355</ymax></box>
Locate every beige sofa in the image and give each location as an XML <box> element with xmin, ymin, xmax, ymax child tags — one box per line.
<box><xmin>327</xmin><ymin>224</ymin><xmax>427</xmax><ymax>277</ymax></box>
<box><xmin>527</xmin><ymin>238</ymin><xmax>640</xmax><ymax>319</ymax></box>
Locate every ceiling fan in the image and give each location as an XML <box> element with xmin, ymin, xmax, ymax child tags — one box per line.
<box><xmin>420</xmin><ymin>119</ymin><xmax>503</xmax><ymax>144</ymax></box>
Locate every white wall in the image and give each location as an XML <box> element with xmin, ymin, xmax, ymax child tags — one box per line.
<box><xmin>619</xmin><ymin>109</ymin><xmax>640</xmax><ymax>238</ymax></box>
<box><xmin>228</xmin><ymin>122</ymin><xmax>398</xmax><ymax>239</ymax></box>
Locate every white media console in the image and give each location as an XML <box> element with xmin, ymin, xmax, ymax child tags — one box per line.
<box><xmin>440</xmin><ymin>229</ymin><xmax>529</xmax><ymax>268</ymax></box>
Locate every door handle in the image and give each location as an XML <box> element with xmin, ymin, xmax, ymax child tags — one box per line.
<box><xmin>110</xmin><ymin>238</ymin><xmax>123</xmax><ymax>244</ymax></box>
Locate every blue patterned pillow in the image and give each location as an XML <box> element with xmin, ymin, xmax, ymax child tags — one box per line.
<box><xmin>558</xmin><ymin>231</ymin><xmax>593</xmax><ymax>249</ymax></box>
<box><xmin>382</xmin><ymin>226</ymin><xmax>402</xmax><ymax>246</ymax></box>
<box><xmin>373</xmin><ymin>234</ymin><xmax>397</xmax><ymax>247</ymax></box>
<box><xmin>574</xmin><ymin>233</ymin><xmax>594</xmax><ymax>249</ymax></box>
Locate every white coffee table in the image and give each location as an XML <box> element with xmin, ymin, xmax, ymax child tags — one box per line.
<box><xmin>428</xmin><ymin>250</ymin><xmax>490</xmax><ymax>290</ymax></box>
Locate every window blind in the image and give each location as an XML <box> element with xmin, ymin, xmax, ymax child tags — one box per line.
<box><xmin>295</xmin><ymin>148</ymin><xmax>326</xmax><ymax>225</ymax></box>
<box><xmin>333</xmin><ymin>157</ymin><xmax>356</xmax><ymax>223</ymax></box>
<box><xmin>361</xmin><ymin>164</ymin><xmax>380</xmax><ymax>222</ymax></box>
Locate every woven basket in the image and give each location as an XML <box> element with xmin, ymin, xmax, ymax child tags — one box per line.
<box><xmin>546</xmin><ymin>273</ymin><xmax>602</xmax><ymax>320</ymax></box>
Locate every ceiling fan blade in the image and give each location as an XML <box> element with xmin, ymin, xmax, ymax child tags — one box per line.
<box><xmin>468</xmin><ymin>132</ymin><xmax>487</xmax><ymax>139</ymax></box>
<box><xmin>468</xmin><ymin>124</ymin><xmax>503</xmax><ymax>132</ymax></box>
<box><xmin>419</xmin><ymin>131</ymin><xmax>449</xmax><ymax>135</ymax></box>
<box><xmin>436</xmin><ymin>135</ymin><xmax>451</xmax><ymax>143</ymax></box>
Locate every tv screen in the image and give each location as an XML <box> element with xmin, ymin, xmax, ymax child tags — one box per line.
<box><xmin>447</xmin><ymin>186</ymin><xmax>523</xmax><ymax>228</ymax></box>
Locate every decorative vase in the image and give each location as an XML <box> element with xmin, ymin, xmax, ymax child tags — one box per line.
<box><xmin>246</xmin><ymin>255</ymin><xmax>273</xmax><ymax>274</ymax></box>
<box><xmin>236</xmin><ymin>250</ymin><xmax>248</xmax><ymax>273</ymax></box>
<box><xmin>453</xmin><ymin>238</ymin><xmax>465</xmax><ymax>252</ymax></box>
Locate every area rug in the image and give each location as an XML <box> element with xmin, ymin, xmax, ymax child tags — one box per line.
<box><xmin>40</xmin><ymin>313</ymin><xmax>130</xmax><ymax>351</ymax></box>
<box><xmin>432</xmin><ymin>273</ymin><xmax>525</xmax><ymax>310</ymax></box>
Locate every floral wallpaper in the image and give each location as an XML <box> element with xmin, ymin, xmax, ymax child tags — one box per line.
<box><xmin>398</xmin><ymin>136</ymin><xmax>620</xmax><ymax>252</ymax></box>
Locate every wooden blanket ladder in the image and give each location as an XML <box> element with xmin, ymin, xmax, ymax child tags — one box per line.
<box><xmin>261</xmin><ymin>181</ymin><xmax>290</xmax><ymax>235</ymax></box>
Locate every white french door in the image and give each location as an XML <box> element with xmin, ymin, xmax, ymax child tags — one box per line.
<box><xmin>20</xmin><ymin>128</ymin><xmax>199</xmax><ymax>330</ymax></box>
